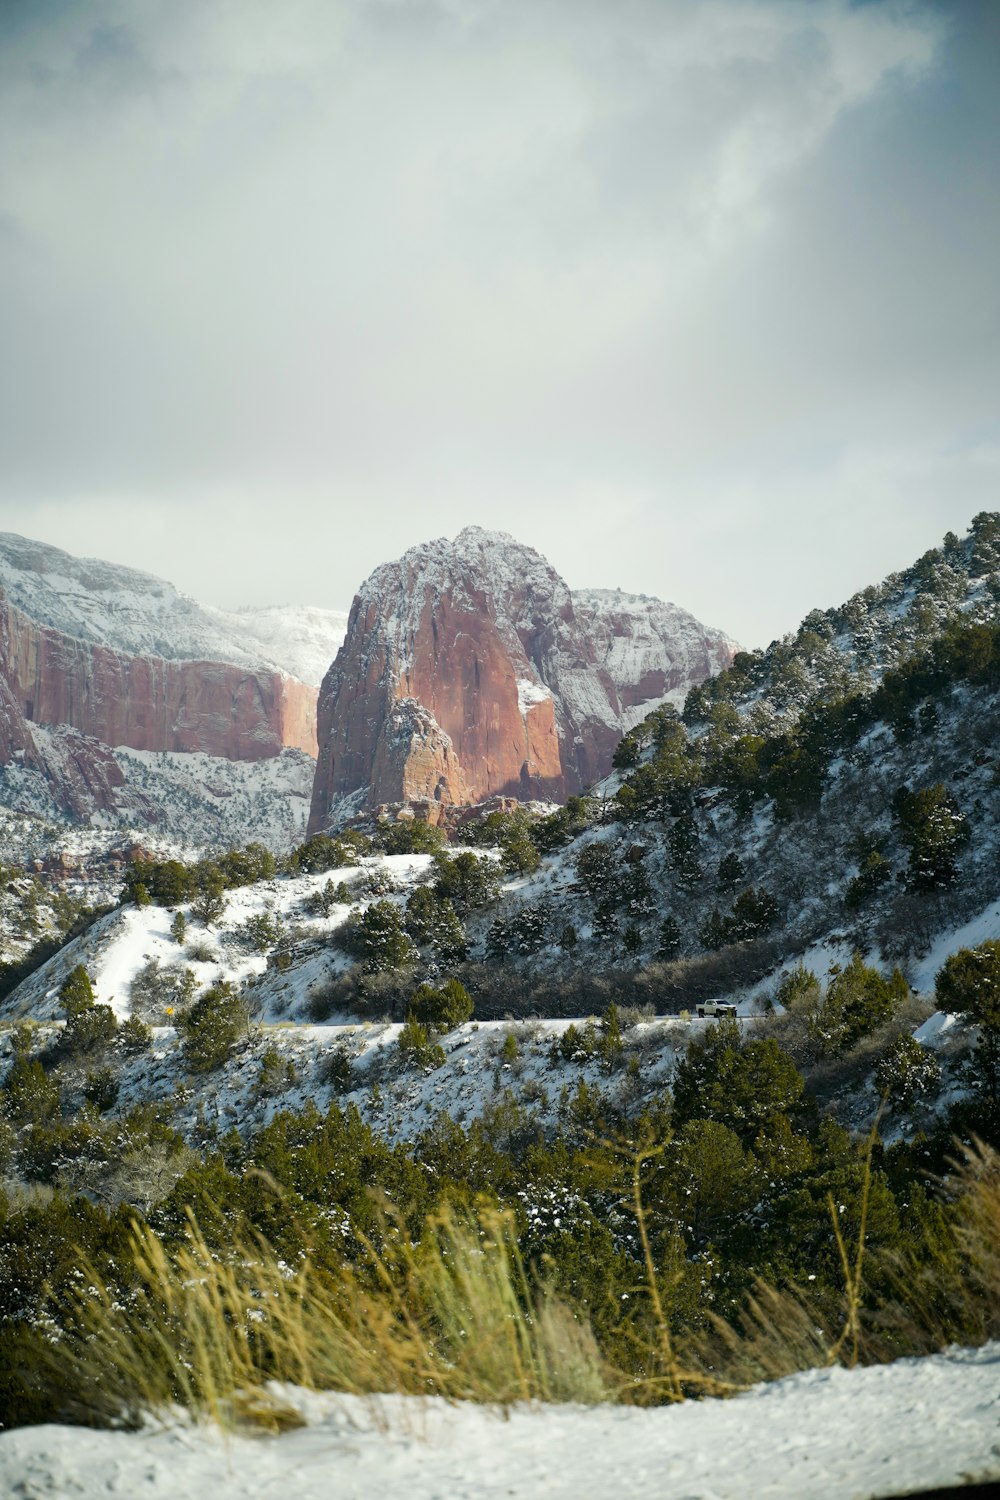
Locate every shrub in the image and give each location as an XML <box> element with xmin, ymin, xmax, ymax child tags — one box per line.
<box><xmin>600</xmin><ymin>1002</ymin><xmax>624</xmax><ymax>1070</ymax></box>
<box><xmin>816</xmin><ymin>955</ymin><xmax>907</xmax><ymax>1055</ymax></box>
<box><xmin>257</xmin><ymin>1046</ymin><xmax>298</xmax><ymax>1097</ymax></box>
<box><xmin>83</xmin><ymin>1067</ymin><xmax>120</xmax><ymax>1112</ymax></box>
<box><xmin>185</xmin><ymin>940</ymin><xmax>216</xmax><ymax>963</ymax></box>
<box><xmin>290</xmin><ymin>833</ymin><xmax>369</xmax><ymax>874</ymax></box>
<box><xmin>500</xmin><ymin>1031</ymin><xmax>519</xmax><ymax>1065</ymax></box>
<box><xmin>170</xmin><ymin>912</ymin><xmax>188</xmax><ymax>944</ymax></box>
<box><xmin>234</xmin><ymin>912</ymin><xmax>284</xmax><ymax>953</ymax></box>
<box><xmin>318</xmin><ymin>1047</ymin><xmax>354</xmax><ymax>1092</ymax></box>
<box><xmin>486</xmin><ymin>905</ymin><xmax>550</xmax><ymax>961</ymax></box>
<box><xmin>339</xmin><ymin>901</ymin><xmax>417</xmax><ymax>974</ymax></box>
<box><xmin>217</xmin><ymin>843</ymin><xmax>277</xmax><ymax>886</ymax></box>
<box><xmin>397</xmin><ymin>1019</ymin><xmax>446</xmax><ymax>1070</ymax></box>
<box><xmin>875</xmin><ymin>1035</ymin><xmax>940</xmax><ymax>1112</ymax></box>
<box><xmin>404</xmin><ymin>887</ymin><xmax>468</xmax><ymax>965</ymax></box>
<box><xmin>433</xmin><ymin>852</ymin><xmax>501</xmax><ymax>914</ymax></box>
<box><xmin>551</xmin><ymin>1021</ymin><xmax>600</xmax><ymax>1066</ymax></box>
<box><xmin>305</xmin><ymin>880</ymin><xmax>352</xmax><ymax>918</ymax></box>
<box><xmin>672</xmin><ymin>1017</ymin><xmax>805</xmax><ymax>1145</ymax></box>
<box><xmin>118</xmin><ymin>1017</ymin><xmax>153</xmax><ymax>1055</ymax></box>
<box><xmin>1</xmin><ymin>1055</ymin><xmax>61</xmax><ymax>1125</ymax></box>
<box><xmin>180</xmin><ymin>983</ymin><xmax>250</xmax><ymax>1073</ymax></box>
<box><xmin>62</xmin><ymin>1004</ymin><xmax>118</xmax><ymax>1060</ymax></box>
<box><xmin>892</xmin><ymin>783</ymin><xmax>970</xmax><ymax>890</ymax></box>
<box><xmin>408</xmin><ymin>978</ymin><xmax>473</xmax><ymax>1032</ymax></box>
<box><xmin>845</xmin><ymin>852</ymin><xmax>892</xmax><ymax>910</ymax></box>
<box><xmin>192</xmin><ymin>871</ymin><xmax>226</xmax><ymax>928</ymax></box>
<box><xmin>129</xmin><ymin>960</ymin><xmax>196</xmax><ymax>1025</ymax></box>
<box><xmin>377</xmin><ymin>820</ymin><xmax>445</xmax><ymax>855</ymax></box>
<box><xmin>123</xmin><ymin>860</ymin><xmax>196</xmax><ymax>908</ymax></box>
<box><xmin>936</xmin><ymin>942</ymin><xmax>1000</xmax><ymax>1101</ymax></box>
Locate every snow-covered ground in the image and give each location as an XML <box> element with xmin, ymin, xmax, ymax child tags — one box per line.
<box><xmin>0</xmin><ymin>843</ymin><xmax>977</xmax><ymax>1147</ymax></box>
<box><xmin>0</xmin><ymin>742</ymin><xmax>315</xmax><ymax>855</ymax></box>
<box><xmin>1</xmin><ymin>1343</ymin><xmax>997</xmax><ymax>1499</ymax></box>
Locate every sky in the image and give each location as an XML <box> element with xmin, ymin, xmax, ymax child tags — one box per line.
<box><xmin>0</xmin><ymin>0</ymin><xmax>997</xmax><ymax>650</ymax></box>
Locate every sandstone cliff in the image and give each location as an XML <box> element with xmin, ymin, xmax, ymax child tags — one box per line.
<box><xmin>309</xmin><ymin>528</ymin><xmax>736</xmax><ymax>832</ymax></box>
<box><xmin>0</xmin><ymin>533</ymin><xmax>336</xmax><ymax>824</ymax></box>
<box><xmin>0</xmin><ymin>587</ymin><xmax>318</xmax><ymax>763</ymax></box>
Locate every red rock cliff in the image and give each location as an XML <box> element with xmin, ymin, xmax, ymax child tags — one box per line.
<box><xmin>0</xmin><ymin>589</ymin><xmax>318</xmax><ymax>763</ymax></box>
<box><xmin>309</xmin><ymin>528</ymin><xmax>736</xmax><ymax>832</ymax></box>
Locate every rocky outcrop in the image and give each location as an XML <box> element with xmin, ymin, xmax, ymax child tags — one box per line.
<box><xmin>368</xmin><ymin>698</ymin><xmax>470</xmax><ymax>810</ymax></box>
<box><xmin>309</xmin><ymin>528</ymin><xmax>736</xmax><ymax>832</ymax></box>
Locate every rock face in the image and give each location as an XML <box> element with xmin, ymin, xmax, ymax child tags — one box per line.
<box><xmin>0</xmin><ymin>589</ymin><xmax>318</xmax><ymax>762</ymax></box>
<box><xmin>0</xmin><ymin>532</ymin><xmax>336</xmax><ymax>824</ymax></box>
<box><xmin>309</xmin><ymin>527</ymin><xmax>736</xmax><ymax>832</ymax></box>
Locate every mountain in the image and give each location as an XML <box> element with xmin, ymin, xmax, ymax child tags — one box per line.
<box><xmin>458</xmin><ymin>513</ymin><xmax>1000</xmax><ymax>1009</ymax></box>
<box><xmin>0</xmin><ymin>533</ymin><xmax>346</xmax><ymax>841</ymax></box>
<box><xmin>309</xmin><ymin>527</ymin><xmax>736</xmax><ymax>831</ymax></box>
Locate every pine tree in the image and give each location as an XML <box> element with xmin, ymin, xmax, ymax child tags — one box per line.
<box><xmin>59</xmin><ymin>965</ymin><xmax>96</xmax><ymax>1020</ymax></box>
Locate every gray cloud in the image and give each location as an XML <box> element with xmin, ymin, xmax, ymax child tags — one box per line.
<box><xmin>0</xmin><ymin>0</ymin><xmax>996</xmax><ymax>647</ymax></box>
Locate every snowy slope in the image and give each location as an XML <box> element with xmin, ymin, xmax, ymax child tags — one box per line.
<box><xmin>0</xmin><ymin>531</ymin><xmax>271</xmax><ymax>669</ymax></box>
<box><xmin>686</xmin><ymin>516</ymin><xmax>1000</xmax><ymax>736</ymax></box>
<box><xmin>572</xmin><ymin>586</ymin><xmax>738</xmax><ymax>727</ymax></box>
<box><xmin>0</xmin><ymin>736</ymin><xmax>315</xmax><ymax>852</ymax></box>
<box><xmin>1</xmin><ymin>1343</ymin><xmax>997</xmax><ymax>1500</ymax></box>
<box><xmin>0</xmin><ymin>848</ymin><xmax>692</xmax><ymax>1144</ymax></box>
<box><xmin>203</xmin><ymin>603</ymin><xmax>348</xmax><ymax>686</ymax></box>
<box><xmin>0</xmin><ymin>531</ymin><xmax>346</xmax><ymax>684</ymax></box>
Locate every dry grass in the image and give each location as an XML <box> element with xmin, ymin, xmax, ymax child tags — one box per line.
<box><xmin>45</xmin><ymin>1202</ymin><xmax>610</xmax><ymax>1429</ymax></box>
<box><xmin>694</xmin><ymin>1137</ymin><xmax>1000</xmax><ymax>1388</ymax></box>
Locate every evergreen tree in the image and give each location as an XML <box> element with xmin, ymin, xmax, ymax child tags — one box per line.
<box><xmin>346</xmin><ymin>900</ymin><xmax>417</xmax><ymax>973</ymax></box>
<box><xmin>655</xmin><ymin>915</ymin><xmax>682</xmax><ymax>962</ymax></box>
<box><xmin>408</xmin><ymin>977</ymin><xmax>473</xmax><ymax>1032</ymax></box>
<box><xmin>936</xmin><ymin>942</ymin><xmax>1000</xmax><ymax>1101</ymax></box>
<box><xmin>433</xmin><ymin>852</ymin><xmax>501</xmax><ymax>914</ymax></box>
<box><xmin>180</xmin><ymin>982</ymin><xmax>250</xmax><ymax>1073</ymax></box>
<box><xmin>193</xmin><ymin>869</ymin><xmax>226</xmax><ymax>928</ymax></box>
<box><xmin>892</xmin><ymin>783</ymin><xmax>970</xmax><ymax>890</ymax></box>
<box><xmin>59</xmin><ymin>965</ymin><xmax>96</xmax><ymax>1020</ymax></box>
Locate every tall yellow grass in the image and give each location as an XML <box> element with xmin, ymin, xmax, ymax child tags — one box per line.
<box><xmin>46</xmin><ymin>1202</ymin><xmax>609</xmax><ymax>1428</ymax></box>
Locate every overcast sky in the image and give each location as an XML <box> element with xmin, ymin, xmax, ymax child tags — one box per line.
<box><xmin>1</xmin><ymin>0</ymin><xmax>997</xmax><ymax>648</ymax></box>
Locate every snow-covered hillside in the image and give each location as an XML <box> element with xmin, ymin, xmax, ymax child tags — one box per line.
<box><xmin>2</xmin><ymin>1343</ymin><xmax>997</xmax><ymax>1500</ymax></box>
<box><xmin>572</xmin><ymin>586</ymin><xmax>736</xmax><ymax>727</ymax></box>
<box><xmin>204</xmin><ymin>603</ymin><xmax>348</xmax><ymax>686</ymax></box>
<box><xmin>0</xmin><ymin>842</ymin><xmax>972</xmax><ymax>1149</ymax></box>
<box><xmin>0</xmin><ymin>737</ymin><xmax>314</xmax><ymax>853</ymax></box>
<box><xmin>685</xmin><ymin>513</ymin><xmax>1000</xmax><ymax>736</ymax></box>
<box><xmin>0</xmin><ymin>850</ymin><xmax>687</xmax><ymax>1142</ymax></box>
<box><xmin>490</xmin><ymin>673</ymin><xmax>1000</xmax><ymax>986</ymax></box>
<box><xmin>0</xmin><ymin>531</ymin><xmax>346</xmax><ymax>684</ymax></box>
<box><xmin>0</xmin><ymin>531</ymin><xmax>270</xmax><ymax>670</ymax></box>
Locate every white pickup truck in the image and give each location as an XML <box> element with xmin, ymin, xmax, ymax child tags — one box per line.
<box><xmin>696</xmin><ymin>998</ymin><xmax>738</xmax><ymax>1019</ymax></box>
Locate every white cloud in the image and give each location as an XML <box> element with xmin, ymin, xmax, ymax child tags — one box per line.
<box><xmin>0</xmin><ymin>0</ymin><xmax>993</xmax><ymax>648</ymax></box>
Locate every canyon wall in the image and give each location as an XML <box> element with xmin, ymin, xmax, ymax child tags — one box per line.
<box><xmin>0</xmin><ymin>590</ymin><xmax>318</xmax><ymax>763</ymax></box>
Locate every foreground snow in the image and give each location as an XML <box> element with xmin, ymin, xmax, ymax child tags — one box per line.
<box><xmin>2</xmin><ymin>1344</ymin><xmax>998</xmax><ymax>1499</ymax></box>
